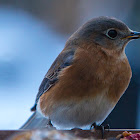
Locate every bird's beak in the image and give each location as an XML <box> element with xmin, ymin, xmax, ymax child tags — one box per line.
<box><xmin>123</xmin><ymin>31</ymin><xmax>140</xmax><ymax>40</ymax></box>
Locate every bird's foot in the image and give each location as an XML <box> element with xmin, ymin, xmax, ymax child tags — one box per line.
<box><xmin>48</xmin><ymin>119</ymin><xmax>53</xmax><ymax>126</ymax></box>
<box><xmin>104</xmin><ymin>124</ymin><xmax>110</xmax><ymax>132</ymax></box>
<box><xmin>90</xmin><ymin>123</ymin><xmax>110</xmax><ymax>139</ymax></box>
<box><xmin>46</xmin><ymin>119</ymin><xmax>56</xmax><ymax>129</ymax></box>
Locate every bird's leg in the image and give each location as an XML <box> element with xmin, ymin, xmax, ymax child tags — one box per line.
<box><xmin>46</xmin><ymin>119</ymin><xmax>57</xmax><ymax>130</ymax></box>
<box><xmin>48</xmin><ymin>119</ymin><xmax>53</xmax><ymax>126</ymax></box>
<box><xmin>104</xmin><ymin>124</ymin><xmax>110</xmax><ymax>132</ymax></box>
<box><xmin>90</xmin><ymin>123</ymin><xmax>104</xmax><ymax>138</ymax></box>
<box><xmin>90</xmin><ymin>123</ymin><xmax>110</xmax><ymax>139</ymax></box>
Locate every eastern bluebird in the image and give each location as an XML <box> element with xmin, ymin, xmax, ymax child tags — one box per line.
<box><xmin>21</xmin><ymin>16</ymin><xmax>140</xmax><ymax>130</ymax></box>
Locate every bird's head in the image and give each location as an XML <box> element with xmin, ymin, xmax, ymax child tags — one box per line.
<box><xmin>75</xmin><ymin>16</ymin><xmax>140</xmax><ymax>51</ymax></box>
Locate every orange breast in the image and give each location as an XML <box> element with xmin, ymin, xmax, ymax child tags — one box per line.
<box><xmin>40</xmin><ymin>46</ymin><xmax>132</xmax><ymax>116</ymax></box>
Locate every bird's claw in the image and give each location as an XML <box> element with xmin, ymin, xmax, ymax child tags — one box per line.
<box><xmin>90</xmin><ymin>123</ymin><xmax>110</xmax><ymax>139</ymax></box>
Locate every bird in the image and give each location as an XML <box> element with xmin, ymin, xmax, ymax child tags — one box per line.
<box><xmin>21</xmin><ymin>16</ymin><xmax>140</xmax><ymax>130</ymax></box>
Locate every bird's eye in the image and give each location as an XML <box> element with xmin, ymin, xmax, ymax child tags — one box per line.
<box><xmin>106</xmin><ymin>29</ymin><xmax>118</xmax><ymax>39</ymax></box>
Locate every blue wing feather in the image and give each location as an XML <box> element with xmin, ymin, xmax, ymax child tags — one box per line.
<box><xmin>31</xmin><ymin>49</ymin><xmax>75</xmax><ymax>111</ymax></box>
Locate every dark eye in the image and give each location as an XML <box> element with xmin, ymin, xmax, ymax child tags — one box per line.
<box><xmin>106</xmin><ymin>29</ymin><xmax>118</xmax><ymax>39</ymax></box>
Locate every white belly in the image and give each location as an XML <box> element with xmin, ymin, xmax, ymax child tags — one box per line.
<box><xmin>37</xmin><ymin>92</ymin><xmax>116</xmax><ymax>130</ymax></box>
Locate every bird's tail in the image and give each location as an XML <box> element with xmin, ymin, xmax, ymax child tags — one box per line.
<box><xmin>20</xmin><ymin>112</ymin><xmax>49</xmax><ymax>129</ymax></box>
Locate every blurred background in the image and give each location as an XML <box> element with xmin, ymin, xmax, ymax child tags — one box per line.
<box><xmin>0</xmin><ymin>0</ymin><xmax>140</xmax><ymax>130</ymax></box>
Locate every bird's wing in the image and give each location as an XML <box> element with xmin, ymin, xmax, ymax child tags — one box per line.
<box><xmin>31</xmin><ymin>48</ymin><xmax>76</xmax><ymax>111</ymax></box>
<box><xmin>20</xmin><ymin>112</ymin><xmax>50</xmax><ymax>129</ymax></box>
